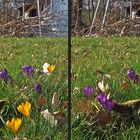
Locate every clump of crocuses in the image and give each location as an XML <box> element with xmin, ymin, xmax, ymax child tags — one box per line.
<box><xmin>127</xmin><ymin>68</ymin><xmax>139</xmax><ymax>83</ymax></box>
<box><xmin>97</xmin><ymin>93</ymin><xmax>114</xmax><ymax>112</ymax></box>
<box><xmin>22</xmin><ymin>65</ymin><xmax>34</xmax><ymax>77</ymax></box>
<box><xmin>84</xmin><ymin>86</ymin><xmax>94</xmax><ymax>97</ymax></box>
<box><xmin>0</xmin><ymin>69</ymin><xmax>10</xmax><ymax>81</ymax></box>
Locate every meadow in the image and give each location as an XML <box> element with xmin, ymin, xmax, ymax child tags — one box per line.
<box><xmin>1</xmin><ymin>37</ymin><xmax>140</xmax><ymax>140</ymax></box>
<box><xmin>71</xmin><ymin>37</ymin><xmax>140</xmax><ymax>140</ymax></box>
<box><xmin>0</xmin><ymin>37</ymin><xmax>68</xmax><ymax>140</ymax></box>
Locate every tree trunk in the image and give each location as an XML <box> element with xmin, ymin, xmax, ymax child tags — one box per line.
<box><xmin>72</xmin><ymin>0</ymin><xmax>83</xmax><ymax>27</ymax></box>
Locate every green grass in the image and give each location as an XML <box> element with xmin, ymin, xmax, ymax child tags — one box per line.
<box><xmin>71</xmin><ymin>37</ymin><xmax>140</xmax><ymax>140</ymax></box>
<box><xmin>0</xmin><ymin>37</ymin><xmax>68</xmax><ymax>140</ymax></box>
<box><xmin>1</xmin><ymin>37</ymin><xmax>140</xmax><ymax>139</ymax></box>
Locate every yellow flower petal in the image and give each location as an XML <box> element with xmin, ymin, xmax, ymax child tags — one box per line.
<box><xmin>6</xmin><ymin>118</ymin><xmax>22</xmax><ymax>133</ymax></box>
<box><xmin>17</xmin><ymin>101</ymin><xmax>31</xmax><ymax>117</ymax></box>
<box><xmin>25</xmin><ymin>101</ymin><xmax>31</xmax><ymax>110</ymax></box>
<box><xmin>47</xmin><ymin>65</ymin><xmax>55</xmax><ymax>73</ymax></box>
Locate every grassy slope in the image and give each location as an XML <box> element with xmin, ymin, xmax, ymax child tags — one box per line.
<box><xmin>0</xmin><ymin>37</ymin><xmax>67</xmax><ymax>140</ymax></box>
<box><xmin>72</xmin><ymin>37</ymin><xmax>140</xmax><ymax>140</ymax></box>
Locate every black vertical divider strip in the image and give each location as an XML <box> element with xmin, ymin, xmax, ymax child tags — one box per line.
<box><xmin>68</xmin><ymin>0</ymin><xmax>71</xmax><ymax>139</ymax></box>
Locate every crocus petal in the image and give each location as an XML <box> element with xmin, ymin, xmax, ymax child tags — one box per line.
<box><xmin>34</xmin><ymin>83</ymin><xmax>42</xmax><ymax>94</ymax></box>
<box><xmin>17</xmin><ymin>105</ymin><xmax>23</xmax><ymax>113</ymax></box>
<box><xmin>17</xmin><ymin>101</ymin><xmax>31</xmax><ymax>117</ymax></box>
<box><xmin>84</xmin><ymin>86</ymin><xmax>94</xmax><ymax>97</ymax></box>
<box><xmin>22</xmin><ymin>65</ymin><xmax>34</xmax><ymax>77</ymax></box>
<box><xmin>98</xmin><ymin>81</ymin><xmax>109</xmax><ymax>92</ymax></box>
<box><xmin>127</xmin><ymin>68</ymin><xmax>139</xmax><ymax>83</ymax></box>
<box><xmin>97</xmin><ymin>93</ymin><xmax>114</xmax><ymax>112</ymax></box>
<box><xmin>0</xmin><ymin>69</ymin><xmax>10</xmax><ymax>81</ymax></box>
<box><xmin>47</xmin><ymin>65</ymin><xmax>55</xmax><ymax>73</ymax></box>
<box><xmin>104</xmin><ymin>99</ymin><xmax>114</xmax><ymax>112</ymax></box>
<box><xmin>6</xmin><ymin>118</ymin><xmax>22</xmax><ymax>133</ymax></box>
<box><xmin>43</xmin><ymin>63</ymin><xmax>55</xmax><ymax>75</ymax></box>
<box><xmin>43</xmin><ymin>63</ymin><xmax>50</xmax><ymax>73</ymax></box>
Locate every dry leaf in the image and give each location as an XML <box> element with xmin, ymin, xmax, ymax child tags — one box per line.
<box><xmin>86</xmin><ymin>112</ymin><xmax>98</xmax><ymax>123</ymax></box>
<box><xmin>77</xmin><ymin>100</ymin><xmax>92</xmax><ymax>113</ymax></box>
<box><xmin>97</xmin><ymin>111</ymin><xmax>112</xmax><ymax>125</ymax></box>
<box><xmin>51</xmin><ymin>92</ymin><xmax>59</xmax><ymax>110</ymax></box>
<box><xmin>13</xmin><ymin>136</ymin><xmax>18</xmax><ymax>140</ymax></box>
<box><xmin>104</xmin><ymin>74</ymin><xmax>111</xmax><ymax>79</ymax></box>
<box><xmin>57</xmin><ymin>74</ymin><xmax>62</xmax><ymax>81</ymax></box>
<box><xmin>73</xmin><ymin>87</ymin><xmax>80</xmax><ymax>93</ymax></box>
<box><xmin>96</xmin><ymin>70</ymin><xmax>103</xmax><ymax>76</ymax></box>
<box><xmin>71</xmin><ymin>73</ymin><xmax>78</xmax><ymax>80</ymax></box>
<box><xmin>96</xmin><ymin>87</ymin><xmax>102</xmax><ymax>95</ymax></box>
<box><xmin>36</xmin><ymin>96</ymin><xmax>46</xmax><ymax>108</ymax></box>
<box><xmin>41</xmin><ymin>109</ymin><xmax>57</xmax><ymax>126</ymax></box>
<box><xmin>53</xmin><ymin>111</ymin><xmax>66</xmax><ymax>120</ymax></box>
<box><xmin>19</xmin><ymin>87</ymin><xmax>27</xmax><ymax>94</ymax></box>
<box><xmin>121</xmin><ymin>81</ymin><xmax>131</xmax><ymax>90</ymax></box>
<box><xmin>53</xmin><ymin>111</ymin><xmax>67</xmax><ymax>126</ymax></box>
<box><xmin>22</xmin><ymin>138</ymin><xmax>28</xmax><ymax>140</ymax></box>
<box><xmin>62</xmin><ymin>101</ymin><xmax>68</xmax><ymax>109</ymax></box>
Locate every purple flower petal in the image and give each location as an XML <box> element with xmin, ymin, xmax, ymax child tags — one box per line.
<box><xmin>84</xmin><ymin>86</ymin><xmax>94</xmax><ymax>97</ymax></box>
<box><xmin>97</xmin><ymin>93</ymin><xmax>107</xmax><ymax>104</ymax></box>
<box><xmin>0</xmin><ymin>69</ymin><xmax>10</xmax><ymax>81</ymax></box>
<box><xmin>34</xmin><ymin>83</ymin><xmax>42</xmax><ymax>94</ymax></box>
<box><xmin>97</xmin><ymin>93</ymin><xmax>114</xmax><ymax>112</ymax></box>
<box><xmin>22</xmin><ymin>65</ymin><xmax>34</xmax><ymax>77</ymax></box>
<box><xmin>127</xmin><ymin>68</ymin><xmax>139</xmax><ymax>83</ymax></box>
<box><xmin>104</xmin><ymin>99</ymin><xmax>114</xmax><ymax>112</ymax></box>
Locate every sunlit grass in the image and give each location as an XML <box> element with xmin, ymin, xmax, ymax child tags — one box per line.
<box><xmin>0</xmin><ymin>37</ymin><xmax>67</xmax><ymax>139</ymax></box>
<box><xmin>72</xmin><ymin>37</ymin><xmax>140</xmax><ymax>140</ymax></box>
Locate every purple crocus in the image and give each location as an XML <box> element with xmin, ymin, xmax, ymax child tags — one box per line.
<box><xmin>34</xmin><ymin>83</ymin><xmax>42</xmax><ymax>94</ymax></box>
<box><xmin>22</xmin><ymin>65</ymin><xmax>34</xmax><ymax>77</ymax></box>
<box><xmin>127</xmin><ymin>68</ymin><xmax>139</xmax><ymax>83</ymax></box>
<box><xmin>0</xmin><ymin>69</ymin><xmax>10</xmax><ymax>81</ymax></box>
<box><xmin>97</xmin><ymin>93</ymin><xmax>114</xmax><ymax>112</ymax></box>
<box><xmin>84</xmin><ymin>86</ymin><xmax>94</xmax><ymax>97</ymax></box>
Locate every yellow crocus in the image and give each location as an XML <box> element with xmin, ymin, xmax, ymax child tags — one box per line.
<box><xmin>17</xmin><ymin>101</ymin><xmax>31</xmax><ymax>117</ymax></box>
<box><xmin>6</xmin><ymin>118</ymin><xmax>22</xmax><ymax>133</ymax></box>
<box><xmin>47</xmin><ymin>64</ymin><xmax>55</xmax><ymax>73</ymax></box>
<box><xmin>43</xmin><ymin>63</ymin><xmax>55</xmax><ymax>75</ymax></box>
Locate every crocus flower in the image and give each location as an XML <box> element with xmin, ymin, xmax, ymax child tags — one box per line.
<box><xmin>34</xmin><ymin>83</ymin><xmax>42</xmax><ymax>94</ymax></box>
<box><xmin>84</xmin><ymin>86</ymin><xmax>94</xmax><ymax>97</ymax></box>
<box><xmin>17</xmin><ymin>101</ymin><xmax>31</xmax><ymax>117</ymax></box>
<box><xmin>43</xmin><ymin>63</ymin><xmax>55</xmax><ymax>75</ymax></box>
<box><xmin>98</xmin><ymin>81</ymin><xmax>109</xmax><ymax>92</ymax></box>
<box><xmin>22</xmin><ymin>65</ymin><xmax>34</xmax><ymax>77</ymax></box>
<box><xmin>97</xmin><ymin>93</ymin><xmax>114</xmax><ymax>112</ymax></box>
<box><xmin>6</xmin><ymin>118</ymin><xmax>22</xmax><ymax>133</ymax></box>
<box><xmin>0</xmin><ymin>69</ymin><xmax>10</xmax><ymax>81</ymax></box>
<box><xmin>127</xmin><ymin>68</ymin><xmax>139</xmax><ymax>83</ymax></box>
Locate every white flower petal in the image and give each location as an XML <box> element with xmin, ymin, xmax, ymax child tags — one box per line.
<box><xmin>43</xmin><ymin>63</ymin><xmax>50</xmax><ymax>73</ymax></box>
<box><xmin>98</xmin><ymin>81</ymin><xmax>109</xmax><ymax>92</ymax></box>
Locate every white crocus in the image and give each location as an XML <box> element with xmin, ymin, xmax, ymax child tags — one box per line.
<box><xmin>43</xmin><ymin>63</ymin><xmax>55</xmax><ymax>75</ymax></box>
<box><xmin>98</xmin><ymin>81</ymin><xmax>109</xmax><ymax>92</ymax></box>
